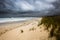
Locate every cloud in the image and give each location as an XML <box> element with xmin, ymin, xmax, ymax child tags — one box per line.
<box><xmin>34</xmin><ymin>1</ymin><xmax>55</xmax><ymax>11</ymax></box>
<box><xmin>0</xmin><ymin>0</ymin><xmax>57</xmax><ymax>11</ymax></box>
<box><xmin>45</xmin><ymin>0</ymin><xmax>57</xmax><ymax>3</ymax></box>
<box><xmin>0</xmin><ymin>0</ymin><xmax>58</xmax><ymax>17</ymax></box>
<box><xmin>14</xmin><ymin>0</ymin><xmax>56</xmax><ymax>11</ymax></box>
<box><xmin>15</xmin><ymin>1</ymin><xmax>35</xmax><ymax>11</ymax></box>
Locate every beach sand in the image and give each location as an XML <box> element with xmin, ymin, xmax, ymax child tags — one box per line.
<box><xmin>0</xmin><ymin>18</ymin><xmax>56</xmax><ymax>40</ymax></box>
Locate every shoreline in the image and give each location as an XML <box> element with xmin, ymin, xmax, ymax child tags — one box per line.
<box><xmin>0</xmin><ymin>18</ymin><xmax>41</xmax><ymax>26</ymax></box>
<box><xmin>0</xmin><ymin>18</ymin><xmax>40</xmax><ymax>36</ymax></box>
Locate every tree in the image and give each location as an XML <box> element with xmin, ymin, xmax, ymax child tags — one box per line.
<box><xmin>38</xmin><ymin>16</ymin><xmax>60</xmax><ymax>40</ymax></box>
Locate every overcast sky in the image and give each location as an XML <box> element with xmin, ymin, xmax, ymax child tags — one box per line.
<box><xmin>0</xmin><ymin>0</ymin><xmax>60</xmax><ymax>17</ymax></box>
<box><xmin>0</xmin><ymin>0</ymin><xmax>56</xmax><ymax>11</ymax></box>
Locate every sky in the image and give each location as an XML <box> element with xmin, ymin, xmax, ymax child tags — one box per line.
<box><xmin>0</xmin><ymin>0</ymin><xmax>60</xmax><ymax>17</ymax></box>
<box><xmin>0</xmin><ymin>0</ymin><xmax>56</xmax><ymax>11</ymax></box>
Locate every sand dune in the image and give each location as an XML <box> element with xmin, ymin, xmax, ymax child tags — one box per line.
<box><xmin>0</xmin><ymin>18</ymin><xmax>56</xmax><ymax>40</ymax></box>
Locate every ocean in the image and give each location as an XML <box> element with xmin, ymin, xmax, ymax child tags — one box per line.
<box><xmin>0</xmin><ymin>17</ymin><xmax>35</xmax><ymax>23</ymax></box>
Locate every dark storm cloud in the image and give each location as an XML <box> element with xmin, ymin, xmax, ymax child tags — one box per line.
<box><xmin>0</xmin><ymin>0</ymin><xmax>60</xmax><ymax>17</ymax></box>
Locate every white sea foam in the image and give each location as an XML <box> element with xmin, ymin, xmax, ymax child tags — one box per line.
<box><xmin>0</xmin><ymin>17</ymin><xmax>35</xmax><ymax>23</ymax></box>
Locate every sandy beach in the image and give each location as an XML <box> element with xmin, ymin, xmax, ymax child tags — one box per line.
<box><xmin>0</xmin><ymin>18</ymin><xmax>56</xmax><ymax>40</ymax></box>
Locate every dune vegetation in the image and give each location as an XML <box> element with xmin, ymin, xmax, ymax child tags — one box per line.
<box><xmin>38</xmin><ymin>16</ymin><xmax>60</xmax><ymax>40</ymax></box>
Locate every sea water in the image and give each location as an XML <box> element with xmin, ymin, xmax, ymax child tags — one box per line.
<box><xmin>0</xmin><ymin>17</ymin><xmax>35</xmax><ymax>23</ymax></box>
